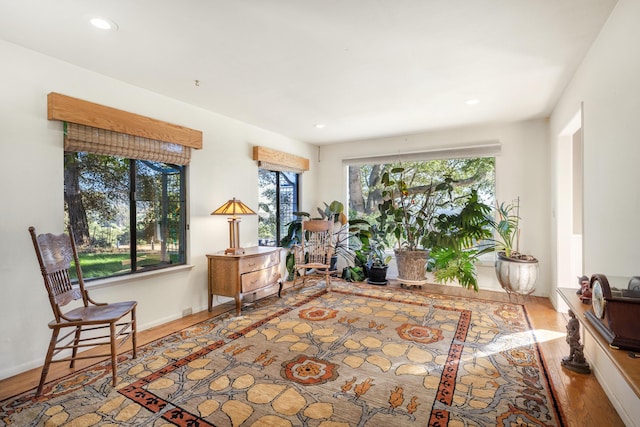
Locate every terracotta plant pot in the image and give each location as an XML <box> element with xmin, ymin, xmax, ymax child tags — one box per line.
<box><xmin>395</xmin><ymin>249</ymin><xmax>430</xmax><ymax>284</ymax></box>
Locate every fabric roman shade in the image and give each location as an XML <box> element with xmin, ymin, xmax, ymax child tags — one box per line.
<box><xmin>64</xmin><ymin>122</ymin><xmax>191</xmax><ymax>165</ymax></box>
<box><xmin>341</xmin><ymin>141</ymin><xmax>501</xmax><ymax>166</ymax></box>
<box><xmin>256</xmin><ymin>160</ymin><xmax>305</xmax><ymax>174</ymax></box>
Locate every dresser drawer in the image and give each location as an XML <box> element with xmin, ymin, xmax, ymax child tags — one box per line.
<box><xmin>242</xmin><ymin>265</ymin><xmax>281</xmax><ymax>293</ymax></box>
<box><xmin>207</xmin><ymin>246</ymin><xmax>282</xmax><ymax>315</ymax></box>
<box><xmin>239</xmin><ymin>250</ymin><xmax>280</xmax><ymax>274</ymax></box>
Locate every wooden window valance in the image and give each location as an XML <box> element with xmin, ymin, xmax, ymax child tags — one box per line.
<box><xmin>48</xmin><ymin>92</ymin><xmax>202</xmax><ymax>165</ymax></box>
<box><xmin>253</xmin><ymin>146</ymin><xmax>309</xmax><ymax>174</ymax></box>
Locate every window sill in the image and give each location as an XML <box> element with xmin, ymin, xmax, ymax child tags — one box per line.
<box><xmin>84</xmin><ymin>264</ymin><xmax>194</xmax><ymax>290</ymax></box>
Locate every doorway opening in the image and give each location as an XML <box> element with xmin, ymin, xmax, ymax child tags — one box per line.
<box><xmin>555</xmin><ymin>108</ymin><xmax>584</xmax><ymax>291</ymax></box>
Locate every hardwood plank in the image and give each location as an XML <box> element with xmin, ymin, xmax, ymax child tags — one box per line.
<box><xmin>558</xmin><ymin>287</ymin><xmax>640</xmax><ymax>397</ymax></box>
<box><xmin>524</xmin><ymin>294</ymin><xmax>625</xmax><ymax>427</ymax></box>
<box><xmin>0</xmin><ymin>302</ymin><xmax>233</xmax><ymax>401</ymax></box>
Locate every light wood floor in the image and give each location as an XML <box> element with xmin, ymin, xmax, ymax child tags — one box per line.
<box><xmin>0</xmin><ymin>282</ymin><xmax>625</xmax><ymax>426</ymax></box>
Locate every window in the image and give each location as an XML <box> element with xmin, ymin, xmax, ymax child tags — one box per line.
<box><xmin>64</xmin><ymin>152</ymin><xmax>186</xmax><ymax>279</ymax></box>
<box><xmin>48</xmin><ymin>94</ymin><xmax>197</xmax><ymax>281</ymax></box>
<box><xmin>348</xmin><ymin>157</ymin><xmax>496</xmax><ymax>226</ymax></box>
<box><xmin>258</xmin><ymin>169</ymin><xmax>299</xmax><ymax>247</ymax></box>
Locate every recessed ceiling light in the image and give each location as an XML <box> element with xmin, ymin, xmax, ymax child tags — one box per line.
<box><xmin>465</xmin><ymin>98</ymin><xmax>480</xmax><ymax>106</ymax></box>
<box><xmin>314</xmin><ymin>124</ymin><xmax>326</xmax><ymax>129</ymax></box>
<box><xmin>90</xmin><ymin>17</ymin><xmax>118</xmax><ymax>31</ymax></box>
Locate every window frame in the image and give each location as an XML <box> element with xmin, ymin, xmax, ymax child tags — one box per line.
<box><xmin>258</xmin><ymin>168</ymin><xmax>300</xmax><ymax>247</ymax></box>
<box><xmin>64</xmin><ymin>151</ymin><xmax>187</xmax><ymax>281</ymax></box>
<box><xmin>346</xmin><ymin>156</ymin><xmax>497</xmax><ymax>264</ymax></box>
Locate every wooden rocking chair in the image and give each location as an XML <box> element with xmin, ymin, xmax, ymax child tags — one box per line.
<box><xmin>29</xmin><ymin>225</ymin><xmax>137</xmax><ymax>396</ymax></box>
<box><xmin>292</xmin><ymin>219</ymin><xmax>336</xmax><ymax>290</ymax></box>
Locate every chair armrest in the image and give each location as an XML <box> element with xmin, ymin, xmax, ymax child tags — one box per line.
<box><xmin>85</xmin><ymin>291</ymin><xmax>107</xmax><ymax>306</ymax></box>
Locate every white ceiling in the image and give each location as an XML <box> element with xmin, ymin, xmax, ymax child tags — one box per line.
<box><xmin>0</xmin><ymin>0</ymin><xmax>617</xmax><ymax>144</ymax></box>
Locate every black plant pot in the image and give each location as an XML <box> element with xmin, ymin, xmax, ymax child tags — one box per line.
<box><xmin>367</xmin><ymin>265</ymin><xmax>388</xmax><ymax>285</ymax></box>
<box><xmin>329</xmin><ymin>255</ymin><xmax>338</xmax><ymax>271</ymax></box>
<box><xmin>318</xmin><ymin>255</ymin><xmax>339</xmax><ymax>274</ymax></box>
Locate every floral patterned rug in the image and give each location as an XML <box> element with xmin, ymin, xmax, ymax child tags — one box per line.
<box><xmin>0</xmin><ymin>281</ymin><xmax>564</xmax><ymax>426</ymax></box>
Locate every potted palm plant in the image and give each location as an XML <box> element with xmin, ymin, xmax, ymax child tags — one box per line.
<box><xmin>430</xmin><ymin>195</ymin><xmax>539</xmax><ymax>295</ymax></box>
<box><xmin>491</xmin><ymin>197</ymin><xmax>539</xmax><ymax>296</ymax></box>
<box><xmin>430</xmin><ymin>190</ymin><xmax>494</xmax><ymax>290</ymax></box>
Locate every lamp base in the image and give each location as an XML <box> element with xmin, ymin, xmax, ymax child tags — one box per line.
<box><xmin>225</xmin><ymin>247</ymin><xmax>245</xmax><ymax>255</ymax></box>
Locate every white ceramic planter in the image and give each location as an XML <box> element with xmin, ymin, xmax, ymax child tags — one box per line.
<box><xmin>495</xmin><ymin>251</ymin><xmax>539</xmax><ymax>296</ymax></box>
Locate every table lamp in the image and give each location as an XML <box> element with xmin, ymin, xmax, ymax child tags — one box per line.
<box><xmin>211</xmin><ymin>197</ymin><xmax>256</xmax><ymax>255</ymax></box>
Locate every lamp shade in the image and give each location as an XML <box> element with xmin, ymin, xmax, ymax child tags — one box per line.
<box><xmin>211</xmin><ymin>198</ymin><xmax>256</xmax><ymax>217</ymax></box>
<box><xmin>211</xmin><ymin>198</ymin><xmax>256</xmax><ymax>255</ymax></box>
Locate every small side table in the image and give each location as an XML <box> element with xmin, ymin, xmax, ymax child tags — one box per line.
<box><xmin>206</xmin><ymin>246</ymin><xmax>282</xmax><ymax>315</ymax></box>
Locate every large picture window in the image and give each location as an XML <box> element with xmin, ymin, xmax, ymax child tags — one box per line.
<box><xmin>64</xmin><ymin>152</ymin><xmax>186</xmax><ymax>279</ymax></box>
<box><xmin>258</xmin><ymin>169</ymin><xmax>299</xmax><ymax>247</ymax></box>
<box><xmin>348</xmin><ymin>156</ymin><xmax>496</xmax><ymax>232</ymax></box>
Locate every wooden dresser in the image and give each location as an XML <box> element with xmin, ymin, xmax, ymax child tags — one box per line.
<box><xmin>206</xmin><ymin>246</ymin><xmax>282</xmax><ymax>315</ymax></box>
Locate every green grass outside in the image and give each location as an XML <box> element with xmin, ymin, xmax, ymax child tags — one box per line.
<box><xmin>73</xmin><ymin>252</ymin><xmax>180</xmax><ymax>279</ymax></box>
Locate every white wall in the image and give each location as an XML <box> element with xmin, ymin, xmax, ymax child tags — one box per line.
<box><xmin>0</xmin><ymin>40</ymin><xmax>317</xmax><ymax>380</ymax></box>
<box><xmin>549</xmin><ymin>0</ymin><xmax>640</xmax><ymax>308</ymax></box>
<box><xmin>549</xmin><ymin>2</ymin><xmax>640</xmax><ymax>423</ymax></box>
<box><xmin>316</xmin><ymin>119</ymin><xmax>551</xmax><ymax>296</ymax></box>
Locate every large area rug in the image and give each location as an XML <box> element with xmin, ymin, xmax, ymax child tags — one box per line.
<box><xmin>1</xmin><ymin>281</ymin><xmax>564</xmax><ymax>426</ymax></box>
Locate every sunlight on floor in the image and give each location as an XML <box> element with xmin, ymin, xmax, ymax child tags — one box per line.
<box><xmin>531</xmin><ymin>328</ymin><xmax>567</xmax><ymax>343</ymax></box>
<box><xmin>472</xmin><ymin>329</ymin><xmax>566</xmax><ymax>358</ymax></box>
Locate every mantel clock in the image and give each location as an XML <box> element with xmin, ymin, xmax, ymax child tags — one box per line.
<box><xmin>585</xmin><ymin>274</ymin><xmax>640</xmax><ymax>352</ymax></box>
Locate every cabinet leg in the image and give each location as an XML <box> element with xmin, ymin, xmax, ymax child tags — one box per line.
<box><xmin>235</xmin><ymin>296</ymin><xmax>242</xmax><ymax>316</ymax></box>
<box><xmin>208</xmin><ymin>294</ymin><xmax>213</xmax><ymax>312</ymax></box>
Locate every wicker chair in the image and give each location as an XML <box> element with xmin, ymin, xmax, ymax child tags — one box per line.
<box><xmin>291</xmin><ymin>219</ymin><xmax>335</xmax><ymax>290</ymax></box>
<box><xmin>28</xmin><ymin>225</ymin><xmax>137</xmax><ymax>396</ymax></box>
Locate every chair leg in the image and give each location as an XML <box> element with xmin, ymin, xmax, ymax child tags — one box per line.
<box><xmin>70</xmin><ymin>326</ymin><xmax>81</xmax><ymax>368</ymax></box>
<box><xmin>131</xmin><ymin>308</ymin><xmax>137</xmax><ymax>359</ymax></box>
<box><xmin>292</xmin><ymin>268</ymin><xmax>301</xmax><ymax>289</ymax></box>
<box><xmin>326</xmin><ymin>270</ymin><xmax>331</xmax><ymax>291</ymax></box>
<box><xmin>36</xmin><ymin>328</ymin><xmax>59</xmax><ymax>397</ymax></box>
<box><xmin>110</xmin><ymin>323</ymin><xmax>118</xmax><ymax>386</ymax></box>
